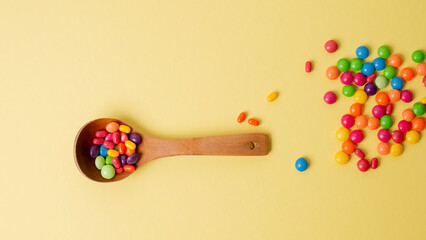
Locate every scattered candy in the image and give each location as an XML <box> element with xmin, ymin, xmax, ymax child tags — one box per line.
<box><xmin>377</xmin><ymin>45</ymin><xmax>391</xmax><ymax>59</ymax></box>
<box><xmin>375</xmin><ymin>76</ymin><xmax>389</xmax><ymax>89</ymax></box>
<box><xmin>349</xmin><ymin>130</ymin><xmax>364</xmax><ymax>143</ymax></box>
<box><xmin>412</xmin><ymin>117</ymin><xmax>425</xmax><ymax>132</ymax></box>
<box><xmin>377</xmin><ymin>142</ymin><xmax>390</xmax><ymax>155</ymax></box>
<box><xmin>324</xmin><ymin>91</ymin><xmax>337</xmax><ymax>104</ymax></box>
<box><xmin>391</xmin><ymin>77</ymin><xmax>404</xmax><ymax>90</ymax></box>
<box><xmin>336</xmin><ymin>127</ymin><xmax>350</xmax><ymax>141</ymax></box>
<box><xmin>248</xmin><ymin>118</ymin><xmax>260</xmax><ymax>126</ymax></box>
<box><xmin>326</xmin><ymin>66</ymin><xmax>340</xmax><ymax>80</ymax></box>
<box><xmin>391</xmin><ymin>130</ymin><xmax>404</xmax><ymax>143</ymax></box>
<box><xmin>388</xmin><ymin>89</ymin><xmax>401</xmax><ymax>103</ymax></box>
<box><xmin>335</xmin><ymin>151</ymin><xmax>350</xmax><ymax>164</ymax></box>
<box><xmin>355</xmin><ymin>149</ymin><xmax>365</xmax><ymax>159</ymax></box>
<box><xmin>383</xmin><ymin>66</ymin><xmax>396</xmax><ymax>79</ymax></box>
<box><xmin>356</xmin><ymin>46</ymin><xmax>369</xmax><ymax>59</ymax></box>
<box><xmin>380</xmin><ymin>115</ymin><xmax>393</xmax><ymax>129</ymax></box>
<box><xmin>305</xmin><ymin>61</ymin><xmax>312</xmax><ymax>72</ymax></box>
<box><xmin>342</xmin><ymin>140</ymin><xmax>356</xmax><ymax>154</ymax></box>
<box><xmin>400</xmin><ymin>90</ymin><xmax>413</xmax><ymax>103</ymax></box>
<box><xmin>350</xmin><ymin>103</ymin><xmax>363</xmax><ymax>116</ymax></box>
<box><xmin>375</xmin><ymin>92</ymin><xmax>390</xmax><ymax>106</ymax></box>
<box><xmin>413</xmin><ymin>102</ymin><xmax>425</xmax><ymax>116</ymax></box>
<box><xmin>406</xmin><ymin>131</ymin><xmax>420</xmax><ymax>144</ymax></box>
<box><xmin>373</xmin><ymin>58</ymin><xmax>386</xmax><ymax>71</ymax></box>
<box><xmin>295</xmin><ymin>157</ymin><xmax>308</xmax><ymax>172</ymax></box>
<box><xmin>355</xmin><ymin>115</ymin><xmax>368</xmax><ymax>129</ymax></box>
<box><xmin>357</xmin><ymin>159</ymin><xmax>370</xmax><ymax>172</ymax></box>
<box><xmin>267</xmin><ymin>92</ymin><xmax>278</xmax><ymax>102</ymax></box>
<box><xmin>237</xmin><ymin>112</ymin><xmax>246</xmax><ymax>123</ymax></box>
<box><xmin>341</xmin><ymin>114</ymin><xmax>355</xmax><ymax>128</ymax></box>
<box><xmin>353</xmin><ymin>90</ymin><xmax>368</xmax><ymax>104</ymax></box>
<box><xmin>342</xmin><ymin>84</ymin><xmax>356</xmax><ymax>97</ymax></box>
<box><xmin>416</xmin><ymin>63</ymin><xmax>426</xmax><ymax>76</ymax></box>
<box><xmin>378</xmin><ymin>129</ymin><xmax>391</xmax><ymax>142</ymax></box>
<box><xmin>390</xmin><ymin>143</ymin><xmax>403</xmax><ymax>156</ymax></box>
<box><xmin>340</xmin><ymin>71</ymin><xmax>354</xmax><ymax>85</ymax></box>
<box><xmin>325</xmin><ymin>40</ymin><xmax>338</xmax><ymax>53</ymax></box>
<box><xmin>364</xmin><ymin>82</ymin><xmax>378</xmax><ymax>96</ymax></box>
<box><xmin>401</xmin><ymin>68</ymin><xmax>415</xmax><ymax>81</ymax></box>
<box><xmin>350</xmin><ymin>58</ymin><xmax>363</xmax><ymax>71</ymax></box>
<box><xmin>412</xmin><ymin>50</ymin><xmax>425</xmax><ymax>63</ymax></box>
<box><xmin>337</xmin><ymin>58</ymin><xmax>350</xmax><ymax>72</ymax></box>
<box><xmin>371</xmin><ymin>158</ymin><xmax>378</xmax><ymax>169</ymax></box>
<box><xmin>368</xmin><ymin>117</ymin><xmax>380</xmax><ymax>130</ymax></box>
<box><xmin>388</xmin><ymin>54</ymin><xmax>402</xmax><ymax>68</ymax></box>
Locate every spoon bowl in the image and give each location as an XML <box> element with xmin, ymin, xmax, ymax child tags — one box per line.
<box><xmin>74</xmin><ymin>118</ymin><xmax>270</xmax><ymax>182</ymax></box>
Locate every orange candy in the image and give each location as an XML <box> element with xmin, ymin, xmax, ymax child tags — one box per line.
<box><xmin>368</xmin><ymin>117</ymin><xmax>380</xmax><ymax>130</ymax></box>
<box><xmin>375</xmin><ymin>92</ymin><xmax>390</xmax><ymax>106</ymax></box>
<box><xmin>377</xmin><ymin>142</ymin><xmax>391</xmax><ymax>155</ymax></box>
<box><xmin>388</xmin><ymin>54</ymin><xmax>402</xmax><ymax>68</ymax></box>
<box><xmin>123</xmin><ymin>164</ymin><xmax>135</xmax><ymax>172</ymax></box>
<box><xmin>402</xmin><ymin>109</ymin><xmax>415</xmax><ymax>122</ymax></box>
<box><xmin>237</xmin><ymin>112</ymin><xmax>246</xmax><ymax>123</ymax></box>
<box><xmin>248</xmin><ymin>118</ymin><xmax>260</xmax><ymax>126</ymax></box>
<box><xmin>388</xmin><ymin>89</ymin><xmax>401</xmax><ymax>103</ymax></box>
<box><xmin>342</xmin><ymin>140</ymin><xmax>356</xmax><ymax>154</ymax></box>
<box><xmin>117</xmin><ymin>142</ymin><xmax>126</xmax><ymax>155</ymax></box>
<box><xmin>400</xmin><ymin>67</ymin><xmax>415</xmax><ymax>81</ymax></box>
<box><xmin>412</xmin><ymin>117</ymin><xmax>425</xmax><ymax>132</ymax></box>
<box><xmin>125</xmin><ymin>148</ymin><xmax>135</xmax><ymax>156</ymax></box>
<box><xmin>326</xmin><ymin>66</ymin><xmax>340</xmax><ymax>80</ymax></box>
<box><xmin>350</xmin><ymin>103</ymin><xmax>363</xmax><ymax>117</ymax></box>
<box><xmin>355</xmin><ymin>115</ymin><xmax>368</xmax><ymax>129</ymax></box>
<box><xmin>417</xmin><ymin>63</ymin><xmax>426</xmax><ymax>76</ymax></box>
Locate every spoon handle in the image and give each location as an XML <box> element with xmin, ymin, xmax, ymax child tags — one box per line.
<box><xmin>144</xmin><ymin>133</ymin><xmax>270</xmax><ymax>160</ymax></box>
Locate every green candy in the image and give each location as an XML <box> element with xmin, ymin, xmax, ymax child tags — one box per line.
<box><xmin>383</xmin><ymin>66</ymin><xmax>396</xmax><ymax>79</ymax></box>
<box><xmin>380</xmin><ymin>115</ymin><xmax>393</xmax><ymax>129</ymax></box>
<box><xmin>375</xmin><ymin>76</ymin><xmax>389</xmax><ymax>89</ymax></box>
<box><xmin>377</xmin><ymin>45</ymin><xmax>391</xmax><ymax>59</ymax></box>
<box><xmin>412</xmin><ymin>50</ymin><xmax>425</xmax><ymax>63</ymax></box>
<box><xmin>342</xmin><ymin>85</ymin><xmax>356</xmax><ymax>97</ymax></box>
<box><xmin>350</xmin><ymin>58</ymin><xmax>363</xmax><ymax>71</ymax></box>
<box><xmin>105</xmin><ymin>155</ymin><xmax>113</xmax><ymax>165</ymax></box>
<box><xmin>337</xmin><ymin>58</ymin><xmax>350</xmax><ymax>72</ymax></box>
<box><xmin>413</xmin><ymin>102</ymin><xmax>425</xmax><ymax>116</ymax></box>
<box><xmin>95</xmin><ymin>156</ymin><xmax>106</xmax><ymax>170</ymax></box>
<box><xmin>101</xmin><ymin>165</ymin><xmax>115</xmax><ymax>179</ymax></box>
<box><xmin>114</xmin><ymin>145</ymin><xmax>118</xmax><ymax>150</ymax></box>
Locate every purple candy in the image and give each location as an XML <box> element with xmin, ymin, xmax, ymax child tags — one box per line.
<box><xmin>126</xmin><ymin>153</ymin><xmax>139</xmax><ymax>165</ymax></box>
<box><xmin>372</xmin><ymin>105</ymin><xmax>386</xmax><ymax>118</ymax></box>
<box><xmin>129</xmin><ymin>133</ymin><xmax>142</xmax><ymax>144</ymax></box>
<box><xmin>340</xmin><ymin>71</ymin><xmax>354</xmax><ymax>85</ymax></box>
<box><xmin>90</xmin><ymin>145</ymin><xmax>99</xmax><ymax>159</ymax></box>
<box><xmin>400</xmin><ymin>90</ymin><xmax>413</xmax><ymax>103</ymax></box>
<box><xmin>364</xmin><ymin>82</ymin><xmax>378</xmax><ymax>96</ymax></box>
<box><xmin>377</xmin><ymin>129</ymin><xmax>391</xmax><ymax>142</ymax></box>
<box><xmin>354</xmin><ymin>73</ymin><xmax>367</xmax><ymax>86</ymax></box>
<box><xmin>119</xmin><ymin>154</ymin><xmax>127</xmax><ymax>166</ymax></box>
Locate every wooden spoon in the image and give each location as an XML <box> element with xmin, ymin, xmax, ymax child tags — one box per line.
<box><xmin>74</xmin><ymin>118</ymin><xmax>270</xmax><ymax>182</ymax></box>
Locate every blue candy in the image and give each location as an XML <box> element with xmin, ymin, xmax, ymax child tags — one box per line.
<box><xmin>100</xmin><ymin>145</ymin><xmax>108</xmax><ymax>157</ymax></box>
<box><xmin>361</xmin><ymin>62</ymin><xmax>375</xmax><ymax>75</ymax></box>
<box><xmin>295</xmin><ymin>157</ymin><xmax>308</xmax><ymax>172</ymax></box>
<box><xmin>391</xmin><ymin>77</ymin><xmax>404</xmax><ymax>90</ymax></box>
<box><xmin>356</xmin><ymin>46</ymin><xmax>370</xmax><ymax>59</ymax></box>
<box><xmin>372</xmin><ymin>57</ymin><xmax>386</xmax><ymax>71</ymax></box>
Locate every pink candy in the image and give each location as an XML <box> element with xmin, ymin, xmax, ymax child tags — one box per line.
<box><xmin>93</xmin><ymin>138</ymin><xmax>105</xmax><ymax>145</ymax></box>
<box><xmin>372</xmin><ymin>105</ymin><xmax>386</xmax><ymax>118</ymax></box>
<box><xmin>112</xmin><ymin>132</ymin><xmax>120</xmax><ymax>144</ymax></box>
<box><xmin>95</xmin><ymin>130</ymin><xmax>108</xmax><ymax>138</ymax></box>
<box><xmin>354</xmin><ymin>73</ymin><xmax>367</xmax><ymax>86</ymax></box>
<box><xmin>120</xmin><ymin>132</ymin><xmax>129</xmax><ymax>142</ymax></box>
<box><xmin>400</xmin><ymin>90</ymin><xmax>413</xmax><ymax>103</ymax></box>
<box><xmin>350</xmin><ymin>130</ymin><xmax>364</xmax><ymax>143</ymax></box>
<box><xmin>341</xmin><ymin>114</ymin><xmax>355</xmax><ymax>128</ymax></box>
<box><xmin>324</xmin><ymin>91</ymin><xmax>337</xmax><ymax>104</ymax></box>
<box><xmin>398</xmin><ymin>120</ymin><xmax>412</xmax><ymax>133</ymax></box>
<box><xmin>392</xmin><ymin>130</ymin><xmax>404</xmax><ymax>143</ymax></box>
<box><xmin>355</xmin><ymin>149</ymin><xmax>365</xmax><ymax>159</ymax></box>
<box><xmin>105</xmin><ymin>133</ymin><xmax>113</xmax><ymax>141</ymax></box>
<box><xmin>377</xmin><ymin>129</ymin><xmax>391</xmax><ymax>142</ymax></box>
<box><xmin>367</xmin><ymin>73</ymin><xmax>377</xmax><ymax>83</ymax></box>
<box><xmin>340</xmin><ymin>71</ymin><xmax>354</xmax><ymax>84</ymax></box>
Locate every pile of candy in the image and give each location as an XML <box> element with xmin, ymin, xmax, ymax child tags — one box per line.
<box><xmin>89</xmin><ymin>122</ymin><xmax>142</xmax><ymax>179</ymax></box>
<box><xmin>320</xmin><ymin>41</ymin><xmax>426</xmax><ymax>172</ymax></box>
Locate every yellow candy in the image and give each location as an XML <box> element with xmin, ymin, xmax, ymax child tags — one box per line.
<box><xmin>125</xmin><ymin>140</ymin><xmax>136</xmax><ymax>150</ymax></box>
<box><xmin>336</xmin><ymin>127</ymin><xmax>350</xmax><ymax>141</ymax></box>
<box><xmin>267</xmin><ymin>92</ymin><xmax>278</xmax><ymax>102</ymax></box>
<box><xmin>107</xmin><ymin>149</ymin><xmax>119</xmax><ymax>158</ymax></box>
<box><xmin>119</xmin><ymin>124</ymin><xmax>131</xmax><ymax>133</ymax></box>
<box><xmin>390</xmin><ymin>143</ymin><xmax>403</xmax><ymax>156</ymax></box>
<box><xmin>335</xmin><ymin>151</ymin><xmax>350</xmax><ymax>165</ymax></box>
<box><xmin>353</xmin><ymin>90</ymin><xmax>368</xmax><ymax>104</ymax></box>
<box><xmin>406</xmin><ymin>131</ymin><xmax>420</xmax><ymax>144</ymax></box>
<box><xmin>421</xmin><ymin>97</ymin><xmax>426</xmax><ymax>104</ymax></box>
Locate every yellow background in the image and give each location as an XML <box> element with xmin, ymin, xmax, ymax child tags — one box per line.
<box><xmin>1</xmin><ymin>0</ymin><xmax>426</xmax><ymax>239</ymax></box>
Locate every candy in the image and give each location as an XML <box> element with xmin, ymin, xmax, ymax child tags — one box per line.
<box><xmin>90</xmin><ymin>145</ymin><xmax>99</xmax><ymax>158</ymax></box>
<box><xmin>350</xmin><ymin>103</ymin><xmax>363</xmax><ymax>116</ymax></box>
<box><xmin>350</xmin><ymin>58</ymin><xmax>363</xmax><ymax>71</ymax></box>
<box><xmin>392</xmin><ymin>130</ymin><xmax>404</xmax><ymax>143</ymax></box>
<box><xmin>95</xmin><ymin>156</ymin><xmax>106</xmax><ymax>170</ymax></box>
<box><xmin>368</xmin><ymin>117</ymin><xmax>380</xmax><ymax>130</ymax></box>
<box><xmin>371</xmin><ymin>158</ymin><xmax>378</xmax><ymax>169</ymax></box>
<box><xmin>237</xmin><ymin>112</ymin><xmax>246</xmax><ymax>123</ymax></box>
<box><xmin>93</xmin><ymin>138</ymin><xmax>104</xmax><ymax>145</ymax></box>
<box><xmin>305</xmin><ymin>61</ymin><xmax>312</xmax><ymax>72</ymax></box>
<box><xmin>357</xmin><ymin>159</ymin><xmax>369</xmax><ymax>172</ymax></box>
<box><xmin>248</xmin><ymin>118</ymin><xmax>260</xmax><ymax>126</ymax></box>
<box><xmin>388</xmin><ymin>89</ymin><xmax>401</xmax><ymax>103</ymax></box>
<box><xmin>386</xmin><ymin>104</ymin><xmax>393</xmax><ymax>115</ymax></box>
<box><xmin>400</xmin><ymin>68</ymin><xmax>415</xmax><ymax>81</ymax></box>
<box><xmin>99</xmin><ymin>145</ymin><xmax>108</xmax><ymax>157</ymax></box>
<box><xmin>107</xmin><ymin>149</ymin><xmax>119</xmax><ymax>158</ymax></box>
<box><xmin>416</xmin><ymin>63</ymin><xmax>426</xmax><ymax>76</ymax></box>
<box><xmin>112</xmin><ymin>132</ymin><xmax>120</xmax><ymax>144</ymax></box>
<box><xmin>341</xmin><ymin>114</ymin><xmax>355</xmax><ymax>128</ymax></box>
<box><xmin>123</xmin><ymin>165</ymin><xmax>135</xmax><ymax>172</ymax></box>
<box><xmin>421</xmin><ymin>97</ymin><xmax>426</xmax><ymax>104</ymax></box>
<box><xmin>355</xmin><ymin>115</ymin><xmax>368</xmax><ymax>129</ymax></box>
<box><xmin>388</xmin><ymin>54</ymin><xmax>402</xmax><ymax>68</ymax></box>
<box><xmin>126</xmin><ymin>153</ymin><xmax>139</xmax><ymax>165</ymax></box>
<box><xmin>121</xmin><ymin>132</ymin><xmax>129</xmax><ymax>142</ymax></box>
<box><xmin>125</xmin><ymin>140</ymin><xmax>136</xmax><ymax>150</ymax></box>
<box><xmin>375</xmin><ymin>92</ymin><xmax>389</xmax><ymax>106</ymax></box>
<box><xmin>103</xmin><ymin>141</ymin><xmax>115</xmax><ymax>149</ymax></box>
<box><xmin>391</xmin><ymin>77</ymin><xmax>404</xmax><ymax>90</ymax></box>
<box><xmin>355</xmin><ymin>149</ymin><xmax>365</xmax><ymax>159</ymax></box>
<box><xmin>105</xmin><ymin>133</ymin><xmax>113</xmax><ymax>141</ymax></box>
<box><xmin>372</xmin><ymin>105</ymin><xmax>386</xmax><ymax>118</ymax></box>
<box><xmin>117</xmin><ymin>142</ymin><xmax>126</xmax><ymax>155</ymax></box>
<box><xmin>356</xmin><ymin>46</ymin><xmax>369</xmax><ymax>59</ymax></box>
<box><xmin>325</xmin><ymin>40</ymin><xmax>338</xmax><ymax>53</ymax></box>
<box><xmin>377</xmin><ymin>45</ymin><xmax>391</xmax><ymax>59</ymax></box>
<box><xmin>342</xmin><ymin>85</ymin><xmax>356</xmax><ymax>97</ymax></box>
<box><xmin>342</xmin><ymin>140</ymin><xmax>356</xmax><ymax>154</ymax></box>
<box><xmin>335</xmin><ymin>151</ymin><xmax>350</xmax><ymax>165</ymax></box>
<box><xmin>361</xmin><ymin>62</ymin><xmax>375</xmax><ymax>75</ymax></box>
<box><xmin>372</xmin><ymin>58</ymin><xmax>386</xmax><ymax>71</ymax></box>
<box><xmin>336</xmin><ymin>127</ymin><xmax>350</xmax><ymax>141</ymax></box>
<box><xmin>377</xmin><ymin>142</ymin><xmax>390</xmax><ymax>155</ymax></box>
<box><xmin>340</xmin><ymin>71</ymin><xmax>354</xmax><ymax>85</ymax></box>
<box><xmin>380</xmin><ymin>115</ymin><xmax>393</xmax><ymax>129</ymax></box>
<box><xmin>400</xmin><ymin>90</ymin><xmax>413</xmax><ymax>103</ymax></box>
<box><xmin>375</xmin><ymin>76</ymin><xmax>389</xmax><ymax>89</ymax></box>
<box><xmin>364</xmin><ymin>82</ymin><xmax>378</xmax><ymax>96</ymax></box>
<box><xmin>406</xmin><ymin>131</ymin><xmax>420</xmax><ymax>144</ymax></box>
<box><xmin>112</xmin><ymin>157</ymin><xmax>121</xmax><ymax>168</ymax></box>
<box><xmin>383</xmin><ymin>66</ymin><xmax>396</xmax><ymax>79</ymax></box>
<box><xmin>119</xmin><ymin>125</ymin><xmax>131</xmax><ymax>133</ymax></box>
<box><xmin>377</xmin><ymin>129</ymin><xmax>391</xmax><ymax>142</ymax></box>
<box><xmin>390</xmin><ymin>143</ymin><xmax>403</xmax><ymax>156</ymax></box>
<box><xmin>349</xmin><ymin>130</ymin><xmax>364</xmax><ymax>143</ymax></box>
<box><xmin>413</xmin><ymin>102</ymin><xmax>426</xmax><ymax>116</ymax></box>
<box><xmin>125</xmin><ymin>148</ymin><xmax>135</xmax><ymax>156</ymax></box>
<box><xmin>115</xmin><ymin>167</ymin><xmax>124</xmax><ymax>174</ymax></box>
<box><xmin>119</xmin><ymin>154</ymin><xmax>127</xmax><ymax>166</ymax></box>
<box><xmin>337</xmin><ymin>58</ymin><xmax>350</xmax><ymax>72</ymax></box>
<box><xmin>129</xmin><ymin>133</ymin><xmax>142</xmax><ymax>144</ymax></box>
<box><xmin>412</xmin><ymin>50</ymin><xmax>425</xmax><ymax>63</ymax></box>
<box><xmin>105</xmin><ymin>156</ymin><xmax>113</xmax><ymax>165</ymax></box>
<box><xmin>101</xmin><ymin>165</ymin><xmax>115</xmax><ymax>179</ymax></box>
<box><xmin>423</xmin><ymin>76</ymin><xmax>426</xmax><ymax>87</ymax></box>
<box><xmin>95</xmin><ymin>130</ymin><xmax>108</xmax><ymax>138</ymax></box>
<box><xmin>398</xmin><ymin>120</ymin><xmax>412</xmax><ymax>133</ymax></box>
<box><xmin>367</xmin><ymin>73</ymin><xmax>377</xmax><ymax>83</ymax></box>
<box><xmin>324</xmin><ymin>91</ymin><xmax>337</xmax><ymax>104</ymax></box>
<box><xmin>267</xmin><ymin>92</ymin><xmax>278</xmax><ymax>102</ymax></box>
<box><xmin>402</xmin><ymin>109</ymin><xmax>415</xmax><ymax>121</ymax></box>
<box><xmin>354</xmin><ymin>73</ymin><xmax>367</xmax><ymax>86</ymax></box>
<box><xmin>106</xmin><ymin>122</ymin><xmax>119</xmax><ymax>133</ymax></box>
<box><xmin>353</xmin><ymin>90</ymin><xmax>368</xmax><ymax>104</ymax></box>
<box><xmin>295</xmin><ymin>157</ymin><xmax>308</xmax><ymax>172</ymax></box>
<box><xmin>412</xmin><ymin>117</ymin><xmax>425</xmax><ymax>132</ymax></box>
<box><xmin>326</xmin><ymin>66</ymin><xmax>340</xmax><ymax>80</ymax></box>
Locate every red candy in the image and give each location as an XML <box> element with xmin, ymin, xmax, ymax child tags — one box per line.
<box><xmin>386</xmin><ymin>104</ymin><xmax>393</xmax><ymax>115</ymax></box>
<box><xmin>341</xmin><ymin>114</ymin><xmax>355</xmax><ymax>128</ymax></box>
<box><xmin>325</xmin><ymin>40</ymin><xmax>338</xmax><ymax>53</ymax></box>
<box><xmin>112</xmin><ymin>157</ymin><xmax>121</xmax><ymax>168</ymax></box>
<box><xmin>371</xmin><ymin>158</ymin><xmax>378</xmax><ymax>169</ymax></box>
<box><xmin>354</xmin><ymin>149</ymin><xmax>365</xmax><ymax>159</ymax></box>
<box><xmin>103</xmin><ymin>141</ymin><xmax>115</xmax><ymax>149</ymax></box>
<box><xmin>357</xmin><ymin>159</ymin><xmax>370</xmax><ymax>172</ymax></box>
<box><xmin>112</xmin><ymin>132</ymin><xmax>120</xmax><ymax>144</ymax></box>
<box><xmin>105</xmin><ymin>133</ymin><xmax>113</xmax><ymax>141</ymax></box>
<box><xmin>350</xmin><ymin>130</ymin><xmax>364</xmax><ymax>143</ymax></box>
<box><xmin>377</xmin><ymin>129</ymin><xmax>391</xmax><ymax>142</ymax></box>
<box><xmin>398</xmin><ymin>120</ymin><xmax>412</xmax><ymax>133</ymax></box>
<box><xmin>366</xmin><ymin>73</ymin><xmax>377</xmax><ymax>83</ymax></box>
<box><xmin>93</xmin><ymin>138</ymin><xmax>105</xmax><ymax>145</ymax></box>
<box><xmin>95</xmin><ymin>130</ymin><xmax>108</xmax><ymax>138</ymax></box>
<box><xmin>305</xmin><ymin>61</ymin><xmax>312</xmax><ymax>72</ymax></box>
<box><xmin>115</xmin><ymin>167</ymin><xmax>124</xmax><ymax>174</ymax></box>
<box><xmin>391</xmin><ymin>130</ymin><xmax>404</xmax><ymax>143</ymax></box>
